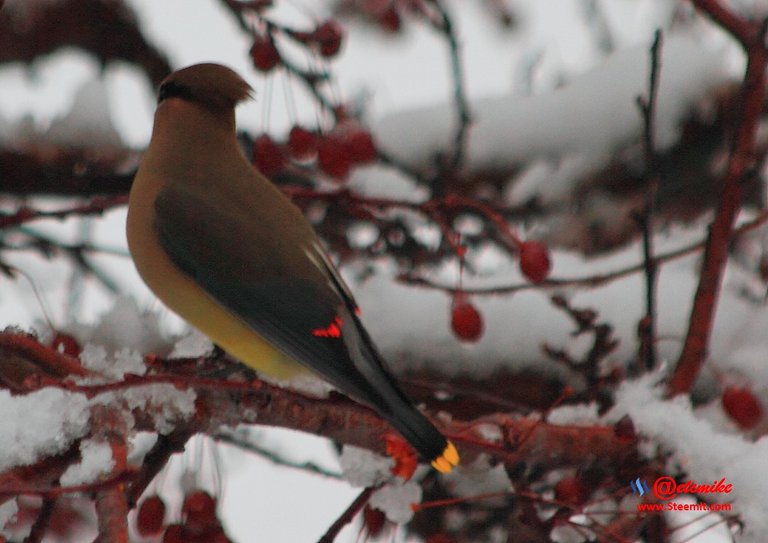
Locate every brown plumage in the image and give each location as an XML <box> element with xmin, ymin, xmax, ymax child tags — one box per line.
<box><xmin>157</xmin><ymin>63</ymin><xmax>252</xmax><ymax>111</ymax></box>
<box><xmin>127</xmin><ymin>63</ymin><xmax>459</xmax><ymax>472</ymax></box>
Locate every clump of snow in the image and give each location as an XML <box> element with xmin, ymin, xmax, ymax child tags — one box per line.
<box><xmin>550</xmin><ymin>522</ymin><xmax>589</xmax><ymax>543</ymax></box>
<box><xmin>442</xmin><ymin>454</ymin><xmax>512</xmax><ymax>497</ymax></box>
<box><xmin>276</xmin><ymin>372</ymin><xmax>335</xmax><ymax>398</ymax></box>
<box><xmin>0</xmin><ymin>291</ymin><xmax>200</xmax><ymax>479</ymax></box>
<box><xmin>67</xmin><ymin>295</ymin><xmax>171</xmax><ymax>357</ymax></box>
<box><xmin>114</xmin><ymin>347</ymin><xmax>145</xmax><ymax>375</ymax></box>
<box><xmin>348</xmin><ymin>164</ymin><xmax>428</xmax><ymax>202</ymax></box>
<box><xmin>376</xmin><ymin>34</ymin><xmax>732</xmax><ymax>179</ymax></box>
<box><xmin>547</xmin><ymin>403</ymin><xmax>600</xmax><ymax>426</ymax></box>
<box><xmin>346</xmin><ymin>222</ymin><xmax>380</xmax><ymax>250</ymax></box>
<box><xmin>169</xmin><ymin>329</ymin><xmax>214</xmax><ymax>358</ymax></box>
<box><xmin>45</xmin><ymin>78</ymin><xmax>123</xmax><ymax>149</ymax></box>
<box><xmin>664</xmin><ymin>495</ymin><xmax>733</xmax><ymax>543</ymax></box>
<box><xmin>607</xmin><ymin>370</ymin><xmax>768</xmax><ymax>541</ymax></box>
<box><xmin>346</xmin><ymin>215</ymin><xmax>735</xmax><ymax>384</ymax></box>
<box><xmin>504</xmin><ymin>156</ymin><xmax>598</xmax><ymax>207</ymax></box>
<box><xmin>474</xmin><ymin>423</ymin><xmax>503</xmax><ymax>443</ymax></box>
<box><xmin>79</xmin><ymin>344</ymin><xmax>145</xmax><ymax>380</ymax></box>
<box><xmin>339</xmin><ymin>445</ymin><xmax>394</xmax><ymax>487</ymax></box>
<box><xmin>94</xmin><ymin>384</ymin><xmax>196</xmax><ymax>435</ymax></box>
<box><xmin>352</xmin><ymin>265</ymin><xmax>575</xmax><ymax>378</ymax></box>
<box><xmin>0</xmin><ymin>380</ymin><xmax>194</xmax><ymax>476</ymax></box>
<box><xmin>0</xmin><ymin>499</ymin><xmax>18</xmax><ymax>533</ymax></box>
<box><xmin>127</xmin><ymin>432</ymin><xmax>159</xmax><ymax>466</ymax></box>
<box><xmin>60</xmin><ymin>439</ymin><xmax>115</xmax><ymax>487</ymax></box>
<box><xmin>0</xmin><ymin>388</ymin><xmax>90</xmax><ymax>472</ymax></box>
<box><xmin>369</xmin><ymin>480</ymin><xmax>422</xmax><ymax>524</ymax></box>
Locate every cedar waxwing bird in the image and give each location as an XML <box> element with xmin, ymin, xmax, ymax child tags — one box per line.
<box><xmin>126</xmin><ymin>63</ymin><xmax>459</xmax><ymax>473</ymax></box>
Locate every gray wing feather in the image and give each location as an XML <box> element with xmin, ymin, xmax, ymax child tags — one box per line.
<box><xmin>154</xmin><ymin>180</ymin><xmax>448</xmax><ymax>461</ymax></box>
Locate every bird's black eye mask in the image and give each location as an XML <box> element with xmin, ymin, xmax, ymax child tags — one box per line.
<box><xmin>157</xmin><ymin>81</ymin><xmax>194</xmax><ymax>104</ymax></box>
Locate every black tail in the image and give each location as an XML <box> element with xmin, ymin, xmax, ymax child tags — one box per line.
<box><xmin>315</xmin><ymin>256</ymin><xmax>458</xmax><ymax>471</ymax></box>
<box><xmin>350</xmin><ymin>311</ymin><xmax>456</xmax><ymax>469</ymax></box>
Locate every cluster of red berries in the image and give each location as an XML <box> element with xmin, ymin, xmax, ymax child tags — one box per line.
<box><xmin>252</xmin><ymin>121</ymin><xmax>377</xmax><ymax>179</ymax></box>
<box><xmin>449</xmin><ymin>240</ymin><xmax>551</xmax><ymax>343</ymax></box>
<box><xmin>250</xmin><ymin>19</ymin><xmax>344</xmax><ymax>72</ymax></box>
<box><xmin>136</xmin><ymin>491</ymin><xmax>230</xmax><ymax>543</ymax></box>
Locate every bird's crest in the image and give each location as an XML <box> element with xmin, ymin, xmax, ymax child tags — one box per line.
<box><xmin>158</xmin><ymin>63</ymin><xmax>253</xmax><ymax>111</ymax></box>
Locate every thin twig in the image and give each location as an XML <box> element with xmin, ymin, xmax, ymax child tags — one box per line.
<box><xmin>0</xmin><ymin>195</ymin><xmax>128</xmax><ymax>230</ymax></box>
<box><xmin>317</xmin><ymin>486</ymin><xmax>375</xmax><ymax>543</ymax></box>
<box><xmin>426</xmin><ymin>0</ymin><xmax>472</xmax><ymax>191</ymax></box>
<box><xmin>125</xmin><ymin>427</ymin><xmax>197</xmax><ymax>508</ymax></box>
<box><xmin>217</xmin><ymin>0</ymin><xmax>338</xmax><ymax>117</ymax></box>
<box><xmin>13</xmin><ymin>228</ymin><xmax>124</xmax><ymax>294</ymax></box>
<box><xmin>213</xmin><ymin>431</ymin><xmax>342</xmax><ymax>479</ymax></box>
<box><xmin>0</xmin><ymin>151</ymin><xmax>135</xmax><ymax>196</ymax></box>
<box><xmin>7</xmin><ymin>227</ymin><xmax>128</xmax><ymax>257</ymax></box>
<box><xmin>24</xmin><ymin>497</ymin><xmax>56</xmax><ymax>543</ymax></box>
<box><xmin>635</xmin><ymin>29</ymin><xmax>663</xmax><ymax>371</ymax></box>
<box><xmin>283</xmin><ymin>187</ymin><xmax>524</xmax><ymax>250</ymax></box>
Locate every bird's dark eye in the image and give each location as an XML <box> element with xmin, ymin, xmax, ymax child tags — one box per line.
<box><xmin>158</xmin><ymin>81</ymin><xmax>194</xmax><ymax>103</ymax></box>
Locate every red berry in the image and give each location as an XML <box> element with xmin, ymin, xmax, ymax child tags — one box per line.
<box><xmin>317</xmin><ymin>136</ymin><xmax>352</xmax><ymax>179</ymax></box>
<box><xmin>136</xmin><ymin>495</ymin><xmax>166</xmax><ymax>536</ymax></box>
<box><xmin>377</xmin><ymin>7</ymin><xmax>402</xmax><ymax>33</ymax></box>
<box><xmin>51</xmin><ymin>333</ymin><xmax>80</xmax><ymax>357</ymax></box>
<box><xmin>288</xmin><ymin>125</ymin><xmax>317</xmax><ymax>159</ymax></box>
<box><xmin>362</xmin><ymin>505</ymin><xmax>387</xmax><ymax>538</ymax></box>
<box><xmin>554</xmin><ymin>475</ymin><xmax>589</xmax><ymax>506</ymax></box>
<box><xmin>313</xmin><ymin>19</ymin><xmax>344</xmax><ymax>58</ymax></box>
<box><xmin>250</xmin><ymin>36</ymin><xmax>280</xmax><ymax>72</ymax></box>
<box><xmin>162</xmin><ymin>524</ymin><xmax>185</xmax><ymax>543</ymax></box>
<box><xmin>451</xmin><ymin>296</ymin><xmax>483</xmax><ymax>343</ymax></box>
<box><xmin>722</xmin><ymin>386</ymin><xmax>763</xmax><ymax>429</ymax></box>
<box><xmin>344</xmin><ymin>129</ymin><xmax>377</xmax><ymax>164</ymax></box>
<box><xmin>519</xmin><ymin>240</ymin><xmax>551</xmax><ymax>283</ymax></box>
<box><xmin>43</xmin><ymin>499</ymin><xmax>88</xmax><ymax>538</ymax></box>
<box><xmin>182</xmin><ymin>491</ymin><xmax>218</xmax><ymax>534</ymax></box>
<box><xmin>252</xmin><ymin>134</ymin><xmax>285</xmax><ymax>176</ymax></box>
<box><xmin>613</xmin><ymin>415</ymin><xmax>637</xmax><ymax>443</ymax></box>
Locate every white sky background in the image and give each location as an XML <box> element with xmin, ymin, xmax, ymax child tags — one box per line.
<box><xmin>0</xmin><ymin>0</ymin><xmax>762</xmax><ymax>541</ymax></box>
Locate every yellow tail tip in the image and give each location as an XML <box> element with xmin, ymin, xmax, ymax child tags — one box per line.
<box><xmin>430</xmin><ymin>441</ymin><xmax>460</xmax><ymax>473</ymax></box>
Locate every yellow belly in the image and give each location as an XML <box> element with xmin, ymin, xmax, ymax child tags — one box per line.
<box><xmin>126</xmin><ymin>173</ymin><xmax>306</xmax><ymax>379</ymax></box>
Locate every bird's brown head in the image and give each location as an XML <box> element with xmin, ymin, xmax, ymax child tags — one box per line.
<box><xmin>158</xmin><ymin>63</ymin><xmax>253</xmax><ymax>112</ymax></box>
